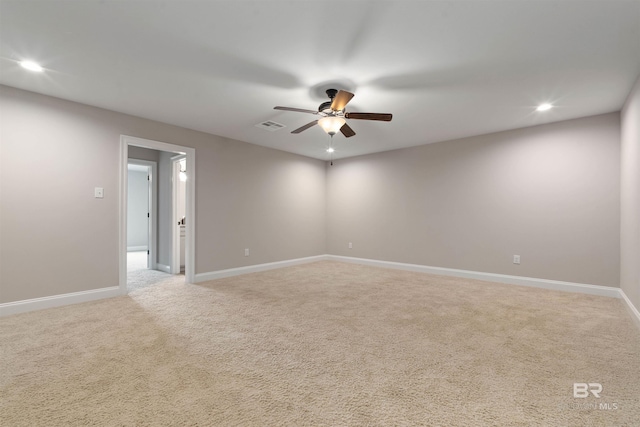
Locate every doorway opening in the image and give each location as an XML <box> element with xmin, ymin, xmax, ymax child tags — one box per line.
<box><xmin>126</xmin><ymin>160</ymin><xmax>157</xmax><ymax>274</ymax></box>
<box><xmin>119</xmin><ymin>135</ymin><xmax>196</xmax><ymax>294</ymax></box>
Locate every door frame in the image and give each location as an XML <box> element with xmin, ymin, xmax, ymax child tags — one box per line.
<box><xmin>127</xmin><ymin>159</ymin><xmax>157</xmax><ymax>270</ymax></box>
<box><xmin>119</xmin><ymin>135</ymin><xmax>196</xmax><ymax>293</ymax></box>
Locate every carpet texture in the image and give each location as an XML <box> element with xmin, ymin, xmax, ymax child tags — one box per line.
<box><xmin>127</xmin><ymin>268</ymin><xmax>178</xmax><ymax>293</ymax></box>
<box><xmin>126</xmin><ymin>251</ymin><xmax>177</xmax><ymax>293</ymax></box>
<box><xmin>1</xmin><ymin>261</ymin><xmax>639</xmax><ymax>426</ymax></box>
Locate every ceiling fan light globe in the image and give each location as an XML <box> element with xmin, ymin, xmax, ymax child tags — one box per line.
<box><xmin>318</xmin><ymin>116</ymin><xmax>346</xmax><ymax>135</ymax></box>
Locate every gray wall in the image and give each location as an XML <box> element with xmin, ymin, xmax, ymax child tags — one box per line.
<box><xmin>127</xmin><ymin>169</ymin><xmax>149</xmax><ymax>249</ymax></box>
<box><xmin>0</xmin><ymin>83</ymin><xmax>628</xmax><ymax>306</ymax></box>
<box><xmin>128</xmin><ymin>146</ymin><xmax>160</xmax><ymax>163</ymax></box>
<box><xmin>0</xmin><ymin>85</ymin><xmax>326</xmax><ymax>303</ymax></box>
<box><xmin>621</xmin><ymin>74</ymin><xmax>640</xmax><ymax>311</ymax></box>
<box><xmin>327</xmin><ymin>113</ymin><xmax>621</xmax><ymax>287</ymax></box>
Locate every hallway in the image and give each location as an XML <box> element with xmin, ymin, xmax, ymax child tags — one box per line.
<box><xmin>127</xmin><ymin>251</ymin><xmax>182</xmax><ymax>292</ymax></box>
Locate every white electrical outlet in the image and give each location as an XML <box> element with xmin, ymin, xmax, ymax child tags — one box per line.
<box><xmin>513</xmin><ymin>255</ymin><xmax>521</xmax><ymax>264</ymax></box>
<box><xmin>348</xmin><ymin>242</ymin><xmax>353</xmax><ymax>249</ymax></box>
<box><xmin>94</xmin><ymin>187</ymin><xmax>104</xmax><ymax>198</ymax></box>
<box><xmin>244</xmin><ymin>248</ymin><xmax>249</xmax><ymax>257</ymax></box>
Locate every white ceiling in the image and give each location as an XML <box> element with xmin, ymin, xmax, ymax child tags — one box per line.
<box><xmin>1</xmin><ymin>1</ymin><xmax>639</xmax><ymax>161</ymax></box>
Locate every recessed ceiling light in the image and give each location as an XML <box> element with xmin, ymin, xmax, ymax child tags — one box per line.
<box><xmin>326</xmin><ymin>147</ymin><xmax>335</xmax><ymax>153</ymax></box>
<box><xmin>19</xmin><ymin>60</ymin><xmax>43</xmax><ymax>72</ymax></box>
<box><xmin>536</xmin><ymin>103</ymin><xmax>553</xmax><ymax>112</ymax></box>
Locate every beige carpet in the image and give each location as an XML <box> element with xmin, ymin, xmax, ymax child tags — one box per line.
<box><xmin>126</xmin><ymin>251</ymin><xmax>183</xmax><ymax>292</ymax></box>
<box><xmin>127</xmin><ymin>267</ymin><xmax>179</xmax><ymax>293</ymax></box>
<box><xmin>1</xmin><ymin>261</ymin><xmax>638</xmax><ymax>426</ymax></box>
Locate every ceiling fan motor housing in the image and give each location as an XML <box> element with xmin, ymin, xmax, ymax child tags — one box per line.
<box><xmin>318</xmin><ymin>101</ymin><xmax>333</xmax><ymax>113</ymax></box>
<box><xmin>319</xmin><ymin>89</ymin><xmax>339</xmax><ymax>114</ymax></box>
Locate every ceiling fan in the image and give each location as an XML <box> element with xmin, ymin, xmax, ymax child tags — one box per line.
<box><xmin>274</xmin><ymin>89</ymin><xmax>392</xmax><ymax>138</ymax></box>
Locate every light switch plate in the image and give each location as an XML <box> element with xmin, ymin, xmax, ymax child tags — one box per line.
<box><xmin>94</xmin><ymin>187</ymin><xmax>104</xmax><ymax>198</ymax></box>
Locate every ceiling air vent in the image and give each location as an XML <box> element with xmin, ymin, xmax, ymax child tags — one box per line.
<box><xmin>255</xmin><ymin>120</ymin><xmax>286</xmax><ymax>131</ymax></box>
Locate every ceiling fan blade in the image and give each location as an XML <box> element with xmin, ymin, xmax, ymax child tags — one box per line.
<box><xmin>274</xmin><ymin>106</ymin><xmax>318</xmax><ymax>115</ymax></box>
<box><xmin>291</xmin><ymin>120</ymin><xmax>318</xmax><ymax>134</ymax></box>
<box><xmin>340</xmin><ymin>123</ymin><xmax>356</xmax><ymax>138</ymax></box>
<box><xmin>330</xmin><ymin>90</ymin><xmax>355</xmax><ymax>111</ymax></box>
<box><xmin>345</xmin><ymin>112</ymin><xmax>393</xmax><ymax>121</ymax></box>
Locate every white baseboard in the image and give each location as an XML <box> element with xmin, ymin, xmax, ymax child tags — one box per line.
<box><xmin>4</xmin><ymin>254</ymin><xmax>637</xmax><ymax>331</ymax></box>
<box><xmin>194</xmin><ymin>255</ymin><xmax>327</xmax><ymax>283</ymax></box>
<box><xmin>327</xmin><ymin>255</ymin><xmax>622</xmax><ymax>299</ymax></box>
<box><xmin>0</xmin><ymin>286</ymin><xmax>124</xmax><ymax>317</ymax></box>
<box><xmin>127</xmin><ymin>246</ymin><xmax>147</xmax><ymax>252</ymax></box>
<box><xmin>156</xmin><ymin>263</ymin><xmax>171</xmax><ymax>273</ymax></box>
<box><xmin>196</xmin><ymin>253</ymin><xmax>622</xmax><ymax>299</ymax></box>
<box><xmin>619</xmin><ymin>289</ymin><xmax>640</xmax><ymax>330</ymax></box>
